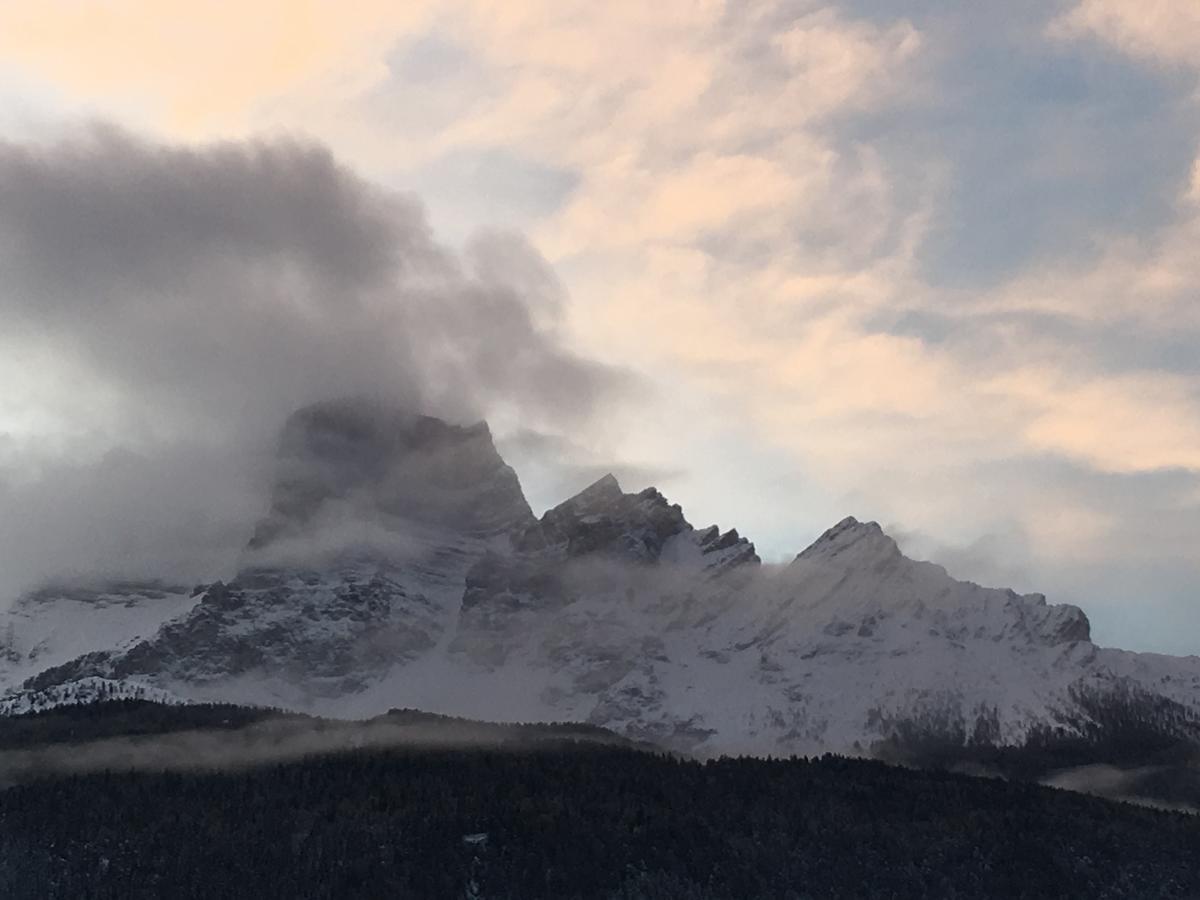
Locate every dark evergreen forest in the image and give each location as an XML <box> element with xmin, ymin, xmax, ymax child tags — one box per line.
<box><xmin>1</xmin><ymin>701</ymin><xmax>1198</xmax><ymax>898</ymax></box>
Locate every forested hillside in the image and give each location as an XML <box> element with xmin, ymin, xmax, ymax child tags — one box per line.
<box><xmin>1</xmin><ymin>703</ymin><xmax>1198</xmax><ymax>899</ymax></box>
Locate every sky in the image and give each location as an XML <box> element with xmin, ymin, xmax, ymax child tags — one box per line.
<box><xmin>0</xmin><ymin>1</ymin><xmax>1198</xmax><ymax>654</ymax></box>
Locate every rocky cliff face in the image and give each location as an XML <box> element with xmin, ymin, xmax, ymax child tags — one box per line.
<box><xmin>513</xmin><ymin>473</ymin><xmax>756</xmax><ymax>574</ymax></box>
<box><xmin>247</xmin><ymin>398</ymin><xmax>534</xmax><ymax>555</ymax></box>
<box><xmin>7</xmin><ymin>400</ymin><xmax>1200</xmax><ymax>758</ymax></box>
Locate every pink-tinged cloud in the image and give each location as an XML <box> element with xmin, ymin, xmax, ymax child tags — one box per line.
<box><xmin>1051</xmin><ymin>0</ymin><xmax>1200</xmax><ymax>70</ymax></box>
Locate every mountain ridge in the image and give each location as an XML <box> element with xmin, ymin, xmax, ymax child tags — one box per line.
<box><xmin>3</xmin><ymin>398</ymin><xmax>1197</xmax><ymax>763</ymax></box>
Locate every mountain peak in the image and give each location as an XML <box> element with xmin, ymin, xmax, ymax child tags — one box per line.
<box><xmin>518</xmin><ymin>473</ymin><xmax>684</xmax><ymax>562</ymax></box>
<box><xmin>795</xmin><ymin>515</ymin><xmax>900</xmax><ymax>565</ymax></box>
<box><xmin>568</xmin><ymin>473</ymin><xmax>623</xmax><ymax>510</ymax></box>
<box><xmin>247</xmin><ymin>398</ymin><xmax>534</xmax><ymax>554</ymax></box>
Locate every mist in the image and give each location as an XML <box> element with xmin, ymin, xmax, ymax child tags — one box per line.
<box><xmin>0</xmin><ymin>124</ymin><xmax>629</xmax><ymax>601</ymax></box>
<box><xmin>0</xmin><ymin>712</ymin><xmax>634</xmax><ymax>785</ymax></box>
<box><xmin>1041</xmin><ymin>764</ymin><xmax>1200</xmax><ymax>815</ymax></box>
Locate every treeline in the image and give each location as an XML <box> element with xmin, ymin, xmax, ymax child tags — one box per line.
<box><xmin>0</xmin><ymin>699</ymin><xmax>281</xmax><ymax>750</ymax></box>
<box><xmin>1</xmin><ymin>716</ymin><xmax>1198</xmax><ymax>898</ymax></box>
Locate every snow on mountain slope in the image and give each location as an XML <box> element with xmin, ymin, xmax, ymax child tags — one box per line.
<box><xmin>0</xmin><ymin>581</ymin><xmax>200</xmax><ymax>693</ymax></box>
<box><xmin>9</xmin><ymin>400</ymin><xmax>1200</xmax><ymax>760</ymax></box>
<box><xmin>417</xmin><ymin>510</ymin><xmax>1146</xmax><ymax>754</ymax></box>
<box><xmin>0</xmin><ymin>676</ymin><xmax>186</xmax><ymax>716</ymax></box>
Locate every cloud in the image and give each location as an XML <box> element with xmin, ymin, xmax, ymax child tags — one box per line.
<box><xmin>0</xmin><ymin>712</ymin><xmax>632</xmax><ymax>782</ymax></box>
<box><xmin>0</xmin><ymin>125</ymin><xmax>625</xmax><ymax>435</ymax></box>
<box><xmin>991</xmin><ymin>368</ymin><xmax>1200</xmax><ymax>474</ymax></box>
<box><xmin>497</xmin><ymin>428</ymin><xmax>686</xmax><ymax>514</ymax></box>
<box><xmin>888</xmin><ymin>524</ymin><xmax>1033</xmax><ymax>591</ymax></box>
<box><xmin>0</xmin><ymin>445</ymin><xmax>261</xmax><ymax>589</ymax></box>
<box><xmin>1041</xmin><ymin>763</ymin><xmax>1200</xmax><ymax>813</ymax></box>
<box><xmin>0</xmin><ymin>1</ymin><xmax>435</xmax><ymax>137</ymax></box>
<box><xmin>0</xmin><ymin>125</ymin><xmax>628</xmax><ymax>596</ymax></box>
<box><xmin>1050</xmin><ymin>1</ymin><xmax>1200</xmax><ymax>71</ymax></box>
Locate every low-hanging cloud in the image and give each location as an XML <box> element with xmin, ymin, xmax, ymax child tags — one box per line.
<box><xmin>0</xmin><ymin>124</ymin><xmax>629</xmax><ymax>597</ymax></box>
<box><xmin>0</xmin><ymin>713</ymin><xmax>637</xmax><ymax>784</ymax></box>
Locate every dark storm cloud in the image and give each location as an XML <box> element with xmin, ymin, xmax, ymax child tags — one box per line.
<box><xmin>0</xmin><ymin>124</ymin><xmax>630</xmax><ymax>595</ymax></box>
<box><xmin>0</xmin><ymin>123</ymin><xmax>625</xmax><ymax>433</ymax></box>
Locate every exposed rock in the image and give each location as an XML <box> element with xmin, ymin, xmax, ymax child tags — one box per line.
<box><xmin>248</xmin><ymin>397</ymin><xmax>534</xmax><ymax>554</ymax></box>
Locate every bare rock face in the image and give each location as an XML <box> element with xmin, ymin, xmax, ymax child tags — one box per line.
<box><xmin>248</xmin><ymin>398</ymin><xmax>534</xmax><ymax>554</ymax></box>
<box><xmin>515</xmin><ymin>473</ymin><xmax>757</xmax><ymax>571</ymax></box>
<box><xmin>520</xmin><ymin>475</ymin><xmax>688</xmax><ymax>561</ymax></box>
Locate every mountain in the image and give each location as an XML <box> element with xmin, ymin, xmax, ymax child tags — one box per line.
<box><xmin>5</xmin><ymin>398</ymin><xmax>1200</xmax><ymax>762</ymax></box>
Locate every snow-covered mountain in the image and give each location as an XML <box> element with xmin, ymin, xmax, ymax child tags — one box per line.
<box><xmin>6</xmin><ymin>399</ymin><xmax>1200</xmax><ymax>758</ymax></box>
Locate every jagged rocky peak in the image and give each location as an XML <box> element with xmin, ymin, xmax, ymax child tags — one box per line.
<box><xmin>557</xmin><ymin>472</ymin><xmax>624</xmax><ymax>513</ymax></box>
<box><xmin>516</xmin><ymin>474</ymin><xmax>758</xmax><ymax>573</ymax></box>
<box><xmin>248</xmin><ymin>398</ymin><xmax>535</xmax><ymax>551</ymax></box>
<box><xmin>795</xmin><ymin>516</ymin><xmax>901</xmax><ymax>566</ymax></box>
<box><xmin>1022</xmin><ymin>593</ymin><xmax>1092</xmax><ymax>645</ymax></box>
<box><xmin>517</xmin><ymin>473</ymin><xmax>687</xmax><ymax>562</ymax></box>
